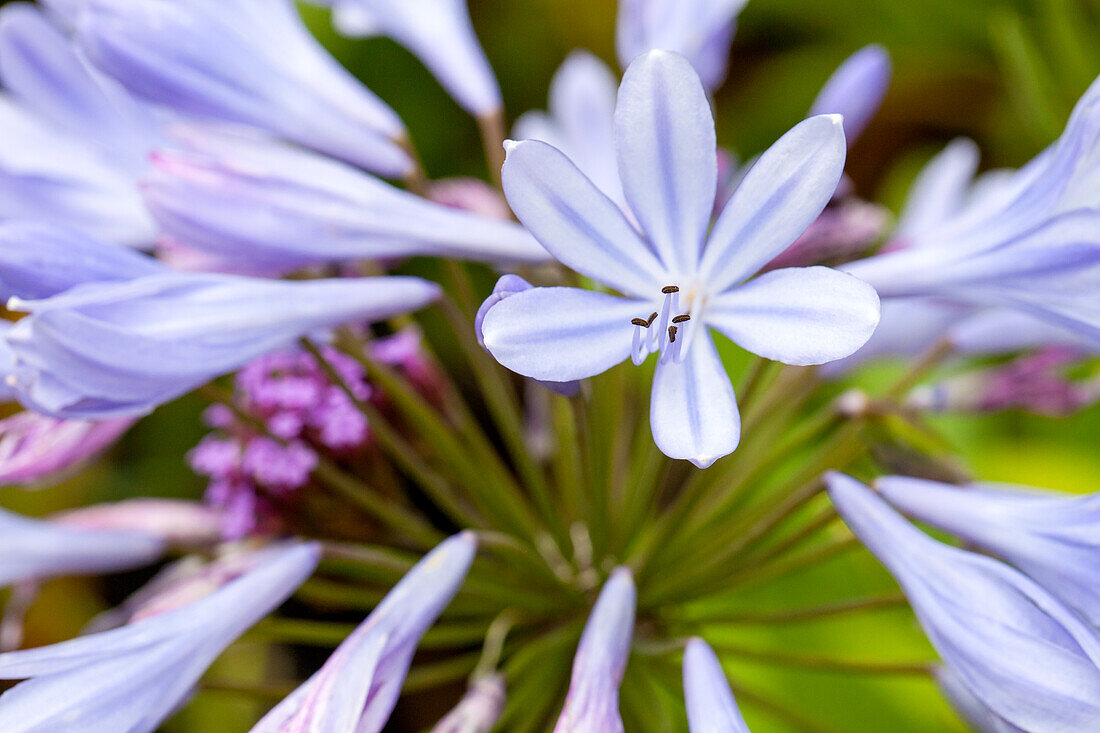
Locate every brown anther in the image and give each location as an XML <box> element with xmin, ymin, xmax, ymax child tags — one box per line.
<box><xmin>645</xmin><ymin>311</ymin><xmax>659</xmax><ymax>327</ymax></box>
<box><xmin>631</xmin><ymin>318</ymin><xmax>649</xmax><ymax>327</ymax></box>
<box><xmin>668</xmin><ymin>325</ymin><xmax>678</xmax><ymax>343</ymax></box>
<box><xmin>672</xmin><ymin>315</ymin><xmax>691</xmax><ymax>324</ymax></box>
<box><xmin>661</xmin><ymin>285</ymin><xmax>680</xmax><ymax>294</ymax></box>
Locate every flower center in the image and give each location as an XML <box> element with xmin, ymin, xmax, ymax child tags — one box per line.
<box><xmin>631</xmin><ymin>285</ymin><xmax>694</xmax><ymax>365</ymax></box>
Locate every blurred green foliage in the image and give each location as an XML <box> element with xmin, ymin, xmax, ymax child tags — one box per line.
<box><xmin>3</xmin><ymin>0</ymin><xmax>1099</xmax><ymax>730</ymax></box>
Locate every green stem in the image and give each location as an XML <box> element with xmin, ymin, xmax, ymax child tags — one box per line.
<box><xmin>472</xmin><ymin>609</ymin><xmax>521</xmax><ymax>680</ymax></box>
<box><xmin>675</xmin><ymin>593</ymin><xmax>909</xmax><ymax>625</ymax></box>
<box><xmin>301</xmin><ymin>338</ymin><xmax>483</xmax><ymax>531</ymax></box>
<box><xmin>712</xmin><ymin>643</ymin><xmax>934</xmax><ymax>676</ymax></box>
<box><xmin>312</xmin><ymin>456</ymin><xmax>442</xmax><ymax>546</ymax></box>
<box><xmin>335</xmin><ymin>335</ymin><xmax>542</xmax><ymax>539</ymax></box>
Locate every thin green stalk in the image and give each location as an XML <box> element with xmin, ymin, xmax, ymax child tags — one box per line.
<box><xmin>302</xmin><ymin>338</ymin><xmax>485</xmax><ymax>532</ymax></box>
<box><xmin>404</xmin><ymin>652</ymin><xmax>482</xmax><ymax>693</ymax></box>
<box><xmin>614</xmin><ymin>438</ymin><xmax>668</xmax><ymax>557</ymax></box>
<box><xmin>337</xmin><ymin>338</ymin><xmax>543</xmax><ymax>539</ymax></box>
<box><xmin>477</xmin><ymin>110</ymin><xmax>507</xmax><ymax>189</ymax></box>
<box><xmin>247</xmin><ymin>618</ymin><xmax>357</xmax><ymax>647</ymax></box>
<box><xmin>438</xmin><ymin>287</ymin><xmax>556</xmax><ymax>523</ymax></box>
<box><xmin>725</xmin><ymin>680</ymin><xmax>844</xmax><ymax>733</ymax></box>
<box><xmin>199</xmin><ymin>679</ymin><xmax>296</xmax><ymax>702</ymax></box>
<box><xmin>734</xmin><ymin>506</ymin><xmax>839</xmax><ymax>573</ymax></box>
<box><xmin>551</xmin><ymin>394</ymin><xmax>585</xmax><ymax>527</ymax></box>
<box><xmin>472</xmin><ymin>610</ymin><xmax>521</xmax><ymax>680</ymax></box>
<box><xmin>673</xmin><ymin>593</ymin><xmax>908</xmax><ymax>625</ymax></box>
<box><xmin>312</xmin><ymin>456</ymin><xmax>442</xmax><ymax>546</ymax></box>
<box><xmin>728</xmin><ymin>536</ymin><xmax>861</xmax><ymax>593</ymax></box>
<box><xmin>885</xmin><ymin>338</ymin><xmax>954</xmax><ymax>400</ymax></box>
<box><xmin>712</xmin><ymin>643</ymin><xmax>934</xmax><ymax>676</ymax></box>
<box><xmin>736</xmin><ymin>356</ymin><xmax>774</xmax><ymax>416</ymax></box>
<box><xmin>658</xmin><ymin>421</ymin><xmax>864</xmax><ymax>588</ymax></box>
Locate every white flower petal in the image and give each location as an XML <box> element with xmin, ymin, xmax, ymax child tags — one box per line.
<box><xmin>481</xmin><ymin>287</ymin><xmax>647</xmax><ymax>382</ymax></box>
<box><xmin>708</xmin><ymin>266</ymin><xmax>880</xmax><ymax>365</ymax></box>
<box><xmin>650</xmin><ymin>329</ymin><xmax>740</xmax><ymax>468</ymax></box>
<box><xmin>502</xmin><ymin>139</ymin><xmax>667</xmax><ymax>297</ymax></box>
<box><xmin>614</xmin><ymin>50</ymin><xmax>717</xmax><ymax>275</ymax></box>
<box><xmin>700</xmin><ymin>115</ymin><xmax>847</xmax><ymax>292</ymax></box>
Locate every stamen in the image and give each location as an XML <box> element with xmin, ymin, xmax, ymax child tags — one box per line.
<box><xmin>661</xmin><ymin>285</ymin><xmax>679</xmax><ymax>294</ymax></box>
<box><xmin>672</xmin><ymin>315</ymin><xmax>691</xmax><ymax>324</ymax></box>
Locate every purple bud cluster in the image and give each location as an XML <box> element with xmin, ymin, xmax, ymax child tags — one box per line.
<box><xmin>189</xmin><ymin>330</ymin><xmax>433</xmax><ymax>539</ymax></box>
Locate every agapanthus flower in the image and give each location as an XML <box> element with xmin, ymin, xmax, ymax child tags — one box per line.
<box><xmin>616</xmin><ymin>0</ymin><xmax>749</xmax><ymax>91</ymax></box>
<box><xmin>874</xmin><ymin>475</ymin><xmax>1100</xmax><ymax>626</ymax></box>
<box><xmin>0</xmin><ymin>3</ymin><xmax>161</xmax><ymax>245</ymax></box>
<box><xmin>683</xmin><ymin>637</ymin><xmax>750</xmax><ymax>733</ymax></box>
<box><xmin>0</xmin><ymin>221</ymin><xmax>161</xmax><ymax>300</ymax></box>
<box><xmin>142</xmin><ymin>128</ymin><xmax>548</xmax><ymax>272</ymax></box>
<box><xmin>0</xmin><ymin>411</ymin><xmax>135</xmax><ymax>487</ymax></box>
<box><xmin>0</xmin><ymin>504</ymin><xmax>166</xmax><ymax>589</ymax></box>
<box><xmin>554</xmin><ymin>567</ymin><xmax>636</xmax><ymax>733</ymax></box>
<box><xmin>250</xmin><ymin>532</ymin><xmax>476</xmax><ymax>732</ymax></box>
<box><xmin>430</xmin><ymin>674</ymin><xmax>506</xmax><ymax>733</ymax></box>
<box><xmin>0</xmin><ymin>541</ymin><xmax>320</xmax><ymax>733</ymax></box>
<box><xmin>843</xmin><ymin>76</ymin><xmax>1100</xmax><ymax>346</ymax></box>
<box><xmin>311</xmin><ymin>0</ymin><xmax>502</xmax><ymax>117</ymax></box>
<box><xmin>4</xmin><ymin>265</ymin><xmax>440</xmax><ymax>418</ymax></box>
<box><xmin>906</xmin><ymin>347</ymin><xmax>1100</xmax><ymax>416</ymax></box>
<box><xmin>70</xmin><ymin>0</ymin><xmax>411</xmax><ymax>177</ymax></box>
<box><xmin>827</xmin><ymin>472</ymin><xmax>1100</xmax><ymax>732</ymax></box>
<box><xmin>808</xmin><ymin>45</ymin><xmax>892</xmax><ymax>148</ymax></box>
<box><xmin>482</xmin><ymin>51</ymin><xmax>879</xmax><ymax>466</ymax></box>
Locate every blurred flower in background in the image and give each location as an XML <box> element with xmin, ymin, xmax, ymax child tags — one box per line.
<box><xmin>0</xmin><ymin>0</ymin><xmax>1098</xmax><ymax>731</ymax></box>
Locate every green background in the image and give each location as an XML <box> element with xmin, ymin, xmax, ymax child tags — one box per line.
<box><xmin>2</xmin><ymin>0</ymin><xmax>1099</xmax><ymax>730</ymax></box>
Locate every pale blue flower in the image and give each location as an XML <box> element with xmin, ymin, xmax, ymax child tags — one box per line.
<box><xmin>4</xmin><ymin>265</ymin><xmax>440</xmax><ymax>418</ymax></box>
<box><xmin>71</xmin><ymin>0</ymin><xmax>411</xmax><ymax>177</ymax></box>
<box><xmin>250</xmin><ymin>532</ymin><xmax>476</xmax><ymax>733</ymax></box>
<box><xmin>142</xmin><ymin>129</ymin><xmax>549</xmax><ymax>272</ymax></box>
<box><xmin>0</xmin><ymin>504</ymin><xmax>165</xmax><ymax>588</ymax></box>
<box><xmin>616</xmin><ymin>0</ymin><xmax>749</xmax><ymax>91</ymax></box>
<box><xmin>827</xmin><ymin>472</ymin><xmax>1100</xmax><ymax>733</ymax></box>
<box><xmin>312</xmin><ymin>0</ymin><xmax>502</xmax><ymax>117</ymax></box>
<box><xmin>0</xmin><ymin>542</ymin><xmax>319</xmax><ymax>733</ymax></box>
<box><xmin>554</xmin><ymin>567</ymin><xmax>636</xmax><ymax>733</ymax></box>
<box><xmin>809</xmin><ymin>45</ymin><xmax>892</xmax><ymax>147</ymax></box>
<box><xmin>513</xmin><ymin>51</ymin><xmax>623</xmax><ymax>208</ymax></box>
<box><xmin>0</xmin><ymin>221</ymin><xmax>161</xmax><ymax>301</ymax></box>
<box><xmin>844</xmin><ymin>76</ymin><xmax>1100</xmax><ymax>346</ymax></box>
<box><xmin>0</xmin><ymin>3</ymin><xmax>160</xmax><ymax>245</ymax></box>
<box><xmin>683</xmin><ymin>638</ymin><xmax>750</xmax><ymax>732</ymax></box>
<box><xmin>483</xmin><ymin>51</ymin><xmax>879</xmax><ymax>466</ymax></box>
<box><xmin>875</xmin><ymin>475</ymin><xmax>1100</xmax><ymax>626</ymax></box>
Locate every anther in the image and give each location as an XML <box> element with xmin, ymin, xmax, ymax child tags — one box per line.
<box><xmin>661</xmin><ymin>285</ymin><xmax>679</xmax><ymax>294</ymax></box>
<box><xmin>668</xmin><ymin>325</ymin><xmax>678</xmax><ymax>343</ymax></box>
<box><xmin>672</xmin><ymin>315</ymin><xmax>690</xmax><ymax>324</ymax></box>
<box><xmin>631</xmin><ymin>318</ymin><xmax>649</xmax><ymax>327</ymax></box>
<box><xmin>645</xmin><ymin>312</ymin><xmax>658</xmax><ymax>326</ymax></box>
